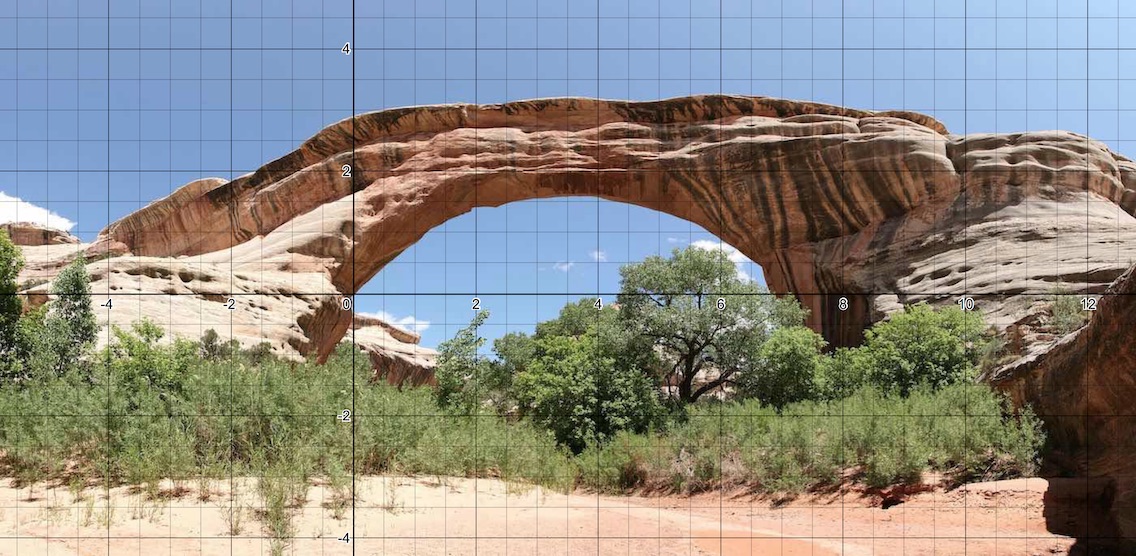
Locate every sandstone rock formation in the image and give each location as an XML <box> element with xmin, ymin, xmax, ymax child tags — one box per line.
<box><xmin>986</xmin><ymin>265</ymin><xmax>1136</xmax><ymax>546</ymax></box>
<box><xmin>0</xmin><ymin>222</ymin><xmax>80</xmax><ymax>247</ymax></box>
<box><xmin>14</xmin><ymin>95</ymin><xmax>1136</xmax><ymax>543</ymax></box>
<box><xmin>347</xmin><ymin>313</ymin><xmax>437</xmax><ymax>387</ymax></box>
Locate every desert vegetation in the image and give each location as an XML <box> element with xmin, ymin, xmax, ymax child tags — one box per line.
<box><xmin>0</xmin><ymin>231</ymin><xmax>1045</xmax><ymax>551</ymax></box>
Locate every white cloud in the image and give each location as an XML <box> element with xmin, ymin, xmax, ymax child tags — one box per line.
<box><xmin>666</xmin><ymin>237</ymin><xmax>687</xmax><ymax>244</ymax></box>
<box><xmin>589</xmin><ymin>250</ymin><xmax>607</xmax><ymax>262</ymax></box>
<box><xmin>0</xmin><ymin>192</ymin><xmax>75</xmax><ymax>231</ymax></box>
<box><xmin>358</xmin><ymin>310</ymin><xmax>430</xmax><ymax>333</ymax></box>
<box><xmin>553</xmin><ymin>261</ymin><xmax>575</xmax><ymax>273</ymax></box>
<box><xmin>689</xmin><ymin>240</ymin><xmax>756</xmax><ymax>282</ymax></box>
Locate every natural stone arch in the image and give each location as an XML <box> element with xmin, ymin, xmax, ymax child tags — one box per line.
<box><xmin>91</xmin><ymin>96</ymin><xmax>973</xmax><ymax>357</ymax></box>
<box><xmin>91</xmin><ymin>96</ymin><xmax>1136</xmax><ymax>359</ymax></box>
<box><xmin>20</xmin><ymin>95</ymin><xmax>1136</xmax><ymax>544</ymax></box>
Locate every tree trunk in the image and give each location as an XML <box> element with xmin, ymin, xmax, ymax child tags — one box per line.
<box><xmin>678</xmin><ymin>354</ymin><xmax>697</xmax><ymax>403</ymax></box>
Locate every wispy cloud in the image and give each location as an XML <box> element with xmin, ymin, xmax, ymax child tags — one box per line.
<box><xmin>689</xmin><ymin>240</ymin><xmax>756</xmax><ymax>282</ymax></box>
<box><xmin>358</xmin><ymin>310</ymin><xmax>431</xmax><ymax>333</ymax></box>
<box><xmin>0</xmin><ymin>192</ymin><xmax>75</xmax><ymax>231</ymax></box>
<box><xmin>666</xmin><ymin>237</ymin><xmax>687</xmax><ymax>244</ymax></box>
<box><xmin>552</xmin><ymin>261</ymin><xmax>575</xmax><ymax>273</ymax></box>
<box><xmin>589</xmin><ymin>250</ymin><xmax>607</xmax><ymax>262</ymax></box>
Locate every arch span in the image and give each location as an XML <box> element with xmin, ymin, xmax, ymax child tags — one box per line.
<box><xmin>93</xmin><ymin>96</ymin><xmax>975</xmax><ymax>357</ymax></box>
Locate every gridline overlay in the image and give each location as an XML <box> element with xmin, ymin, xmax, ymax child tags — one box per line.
<box><xmin>0</xmin><ymin>0</ymin><xmax>1129</xmax><ymax>554</ymax></box>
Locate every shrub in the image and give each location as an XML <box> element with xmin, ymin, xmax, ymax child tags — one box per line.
<box><xmin>199</xmin><ymin>329</ymin><xmax>225</xmax><ymax>361</ymax></box>
<box><xmin>0</xmin><ymin>229</ymin><xmax>23</xmax><ymax>359</ymax></box>
<box><xmin>815</xmin><ymin>347</ymin><xmax>869</xmax><ymax>400</ymax></box>
<box><xmin>0</xmin><ymin>317</ymin><xmax>1043</xmax><ymax>500</ymax></box>
<box><xmin>1049</xmin><ymin>289</ymin><xmax>1088</xmax><ymax>334</ymax></box>
<box><xmin>734</xmin><ymin>326</ymin><xmax>826</xmax><ymax>409</ymax></box>
<box><xmin>107</xmin><ymin>320</ymin><xmax>194</xmax><ymax>409</ymax></box>
<box><xmin>433</xmin><ymin>311</ymin><xmax>494</xmax><ymax>413</ymax></box>
<box><xmin>513</xmin><ymin>333</ymin><xmax>662</xmax><ymax>453</ymax></box>
<box><xmin>12</xmin><ymin>305</ymin><xmax>58</xmax><ymax>381</ymax></box>
<box><xmin>578</xmin><ymin>382</ymin><xmax>1044</xmax><ymax>494</ymax></box>
<box><xmin>855</xmin><ymin>304</ymin><xmax>985</xmax><ymax>396</ymax></box>
<box><xmin>43</xmin><ymin>257</ymin><xmax>98</xmax><ymax>374</ymax></box>
<box><xmin>48</xmin><ymin>256</ymin><xmax>98</xmax><ymax>348</ymax></box>
<box><xmin>243</xmin><ymin>341</ymin><xmax>275</xmax><ymax>366</ymax></box>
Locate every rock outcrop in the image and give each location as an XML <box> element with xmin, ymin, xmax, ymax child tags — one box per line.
<box><xmin>15</xmin><ymin>95</ymin><xmax>1136</xmax><ymax>542</ymax></box>
<box><xmin>347</xmin><ymin>314</ymin><xmax>437</xmax><ymax>387</ymax></box>
<box><xmin>986</xmin><ymin>265</ymin><xmax>1136</xmax><ymax>546</ymax></box>
<box><xmin>2</xmin><ymin>222</ymin><xmax>80</xmax><ymax>247</ymax></box>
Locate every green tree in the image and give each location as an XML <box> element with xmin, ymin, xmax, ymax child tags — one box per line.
<box><xmin>45</xmin><ymin>256</ymin><xmax>98</xmax><ymax>370</ymax></box>
<box><xmin>735</xmin><ymin>326</ymin><xmax>826</xmax><ymax>409</ymax></box>
<box><xmin>815</xmin><ymin>347</ymin><xmax>868</xmax><ymax>401</ymax></box>
<box><xmin>617</xmin><ymin>246</ymin><xmax>805</xmax><ymax>403</ymax></box>
<box><xmin>433</xmin><ymin>311</ymin><xmax>494</xmax><ymax>413</ymax></box>
<box><xmin>855</xmin><ymin>303</ymin><xmax>986</xmax><ymax>396</ymax></box>
<box><xmin>512</xmin><ymin>332</ymin><xmax>661</xmax><ymax>453</ymax></box>
<box><xmin>0</xmin><ymin>229</ymin><xmax>23</xmax><ymax>359</ymax></box>
<box><xmin>12</xmin><ymin>305</ymin><xmax>55</xmax><ymax>381</ymax></box>
<box><xmin>486</xmin><ymin>331</ymin><xmax>536</xmax><ymax>410</ymax></box>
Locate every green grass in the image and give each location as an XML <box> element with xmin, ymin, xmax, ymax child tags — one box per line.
<box><xmin>0</xmin><ymin>339</ymin><xmax>1043</xmax><ymax>502</ymax></box>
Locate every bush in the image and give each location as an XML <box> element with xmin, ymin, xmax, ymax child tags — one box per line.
<box><xmin>48</xmin><ymin>256</ymin><xmax>97</xmax><ymax>349</ymax></box>
<box><xmin>433</xmin><ymin>311</ymin><xmax>495</xmax><ymax>413</ymax></box>
<box><xmin>107</xmin><ymin>320</ymin><xmax>195</xmax><ymax>409</ymax></box>
<box><xmin>1049</xmin><ymin>289</ymin><xmax>1088</xmax><ymax>334</ymax></box>
<box><xmin>815</xmin><ymin>347</ymin><xmax>869</xmax><ymax>401</ymax></box>
<box><xmin>42</xmin><ymin>257</ymin><xmax>98</xmax><ymax>375</ymax></box>
<box><xmin>513</xmin><ymin>333</ymin><xmax>662</xmax><ymax>453</ymax></box>
<box><xmin>854</xmin><ymin>304</ymin><xmax>985</xmax><ymax>396</ymax></box>
<box><xmin>734</xmin><ymin>326</ymin><xmax>826</xmax><ymax>409</ymax></box>
<box><xmin>0</xmin><ymin>317</ymin><xmax>1043</xmax><ymax>500</ymax></box>
<box><xmin>242</xmin><ymin>341</ymin><xmax>274</xmax><ymax>366</ymax></box>
<box><xmin>0</xmin><ymin>229</ymin><xmax>23</xmax><ymax>360</ymax></box>
<box><xmin>199</xmin><ymin>329</ymin><xmax>225</xmax><ymax>361</ymax></box>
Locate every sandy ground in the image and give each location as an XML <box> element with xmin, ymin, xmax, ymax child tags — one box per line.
<box><xmin>0</xmin><ymin>476</ymin><xmax>1079</xmax><ymax>555</ymax></box>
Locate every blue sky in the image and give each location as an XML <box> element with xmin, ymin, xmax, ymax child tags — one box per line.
<box><xmin>1</xmin><ymin>0</ymin><xmax>1133</xmax><ymax>347</ymax></box>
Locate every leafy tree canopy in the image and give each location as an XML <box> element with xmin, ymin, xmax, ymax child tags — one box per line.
<box><xmin>855</xmin><ymin>303</ymin><xmax>986</xmax><ymax>396</ymax></box>
<box><xmin>0</xmin><ymin>230</ymin><xmax>23</xmax><ymax>357</ymax></box>
<box><xmin>616</xmin><ymin>246</ymin><xmax>805</xmax><ymax>402</ymax></box>
<box><xmin>512</xmin><ymin>331</ymin><xmax>661</xmax><ymax>453</ymax></box>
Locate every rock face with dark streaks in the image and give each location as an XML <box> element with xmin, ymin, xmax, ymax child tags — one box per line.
<box><xmin>16</xmin><ymin>95</ymin><xmax>1136</xmax><ymax>542</ymax></box>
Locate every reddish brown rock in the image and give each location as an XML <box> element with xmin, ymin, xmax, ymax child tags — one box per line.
<box><xmin>987</xmin><ymin>265</ymin><xmax>1136</xmax><ymax>548</ymax></box>
<box><xmin>1</xmin><ymin>222</ymin><xmax>80</xmax><ymax>246</ymax></box>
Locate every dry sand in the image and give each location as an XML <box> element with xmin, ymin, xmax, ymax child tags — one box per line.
<box><xmin>0</xmin><ymin>476</ymin><xmax>1078</xmax><ymax>555</ymax></box>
